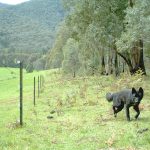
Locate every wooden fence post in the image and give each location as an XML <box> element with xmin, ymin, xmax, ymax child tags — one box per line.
<box><xmin>19</xmin><ymin>61</ymin><xmax>23</xmax><ymax>126</ymax></box>
<box><xmin>40</xmin><ymin>75</ymin><xmax>42</xmax><ymax>89</ymax></box>
<box><xmin>34</xmin><ymin>77</ymin><xmax>36</xmax><ymax>106</ymax></box>
<box><xmin>38</xmin><ymin>76</ymin><xmax>40</xmax><ymax>98</ymax></box>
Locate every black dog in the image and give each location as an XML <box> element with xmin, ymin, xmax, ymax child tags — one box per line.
<box><xmin>106</xmin><ymin>87</ymin><xmax>144</xmax><ymax>121</ymax></box>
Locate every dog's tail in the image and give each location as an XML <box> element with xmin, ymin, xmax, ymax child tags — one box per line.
<box><xmin>106</xmin><ymin>93</ymin><xmax>113</xmax><ymax>102</ymax></box>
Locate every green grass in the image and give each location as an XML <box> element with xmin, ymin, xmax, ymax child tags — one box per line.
<box><xmin>0</xmin><ymin>67</ymin><xmax>150</xmax><ymax>150</ymax></box>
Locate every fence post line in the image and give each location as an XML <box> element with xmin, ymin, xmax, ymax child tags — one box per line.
<box><xmin>42</xmin><ymin>75</ymin><xmax>44</xmax><ymax>87</ymax></box>
<box><xmin>41</xmin><ymin>75</ymin><xmax>42</xmax><ymax>88</ymax></box>
<box><xmin>40</xmin><ymin>75</ymin><xmax>42</xmax><ymax>89</ymax></box>
<box><xmin>34</xmin><ymin>77</ymin><xmax>36</xmax><ymax>106</ymax></box>
<box><xmin>19</xmin><ymin>61</ymin><xmax>23</xmax><ymax>126</ymax></box>
<box><xmin>38</xmin><ymin>76</ymin><xmax>40</xmax><ymax>98</ymax></box>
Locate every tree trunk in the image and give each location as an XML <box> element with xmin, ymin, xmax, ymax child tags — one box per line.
<box><xmin>73</xmin><ymin>71</ymin><xmax>76</xmax><ymax>78</ymax></box>
<box><xmin>139</xmin><ymin>40</ymin><xmax>146</xmax><ymax>74</ymax></box>
<box><xmin>101</xmin><ymin>50</ymin><xmax>106</xmax><ymax>75</ymax></box>
<box><xmin>131</xmin><ymin>41</ymin><xmax>140</xmax><ymax>67</ymax></box>
<box><xmin>129</xmin><ymin>0</ymin><xmax>134</xmax><ymax>8</ymax></box>
<box><xmin>131</xmin><ymin>40</ymin><xmax>146</xmax><ymax>75</ymax></box>
<box><xmin>113</xmin><ymin>40</ymin><xmax>146</xmax><ymax>75</ymax></box>
<box><xmin>122</xmin><ymin>61</ymin><xmax>125</xmax><ymax>73</ymax></box>
<box><xmin>116</xmin><ymin>51</ymin><xmax>133</xmax><ymax>73</ymax></box>
<box><xmin>128</xmin><ymin>0</ymin><xmax>146</xmax><ymax>75</ymax></box>
<box><xmin>113</xmin><ymin>44</ymin><xmax>119</xmax><ymax>76</ymax></box>
<box><xmin>107</xmin><ymin>48</ymin><xmax>113</xmax><ymax>75</ymax></box>
<box><xmin>114</xmin><ymin>50</ymin><xmax>119</xmax><ymax>76</ymax></box>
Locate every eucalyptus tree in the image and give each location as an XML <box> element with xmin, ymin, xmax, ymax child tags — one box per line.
<box><xmin>62</xmin><ymin>38</ymin><xmax>80</xmax><ymax>77</ymax></box>
<box><xmin>46</xmin><ymin>23</ymin><xmax>71</xmax><ymax>69</ymax></box>
<box><xmin>116</xmin><ymin>0</ymin><xmax>150</xmax><ymax>74</ymax></box>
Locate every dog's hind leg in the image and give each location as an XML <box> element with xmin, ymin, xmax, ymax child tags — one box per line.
<box><xmin>113</xmin><ymin>102</ymin><xmax>124</xmax><ymax>118</ymax></box>
<box><xmin>125</xmin><ymin>105</ymin><xmax>130</xmax><ymax>121</ymax></box>
<box><xmin>133</xmin><ymin>105</ymin><xmax>140</xmax><ymax>119</ymax></box>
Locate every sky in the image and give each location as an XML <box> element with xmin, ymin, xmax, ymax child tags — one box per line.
<box><xmin>0</xmin><ymin>0</ymin><xmax>29</xmax><ymax>5</ymax></box>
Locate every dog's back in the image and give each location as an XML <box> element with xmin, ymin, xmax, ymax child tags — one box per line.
<box><xmin>106</xmin><ymin>89</ymin><xmax>133</xmax><ymax>106</ymax></box>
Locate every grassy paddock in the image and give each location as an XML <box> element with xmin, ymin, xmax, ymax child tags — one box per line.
<box><xmin>0</xmin><ymin>67</ymin><xmax>150</xmax><ymax>150</ymax></box>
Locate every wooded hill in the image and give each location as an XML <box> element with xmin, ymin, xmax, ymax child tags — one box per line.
<box><xmin>47</xmin><ymin>0</ymin><xmax>150</xmax><ymax>76</ymax></box>
<box><xmin>0</xmin><ymin>0</ymin><xmax>64</xmax><ymax>70</ymax></box>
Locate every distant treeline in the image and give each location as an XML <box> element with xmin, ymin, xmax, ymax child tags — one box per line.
<box><xmin>0</xmin><ymin>52</ymin><xmax>46</xmax><ymax>72</ymax></box>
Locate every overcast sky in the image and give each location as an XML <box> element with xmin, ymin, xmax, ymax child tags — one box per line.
<box><xmin>0</xmin><ymin>0</ymin><xmax>29</xmax><ymax>5</ymax></box>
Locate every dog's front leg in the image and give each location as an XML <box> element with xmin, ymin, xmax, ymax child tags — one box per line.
<box><xmin>113</xmin><ymin>103</ymin><xmax>124</xmax><ymax>118</ymax></box>
<box><xmin>113</xmin><ymin>106</ymin><xmax>117</xmax><ymax>117</ymax></box>
<box><xmin>133</xmin><ymin>105</ymin><xmax>140</xmax><ymax>119</ymax></box>
<box><xmin>125</xmin><ymin>105</ymin><xmax>130</xmax><ymax>121</ymax></box>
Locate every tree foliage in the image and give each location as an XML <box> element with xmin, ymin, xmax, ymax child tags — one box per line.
<box><xmin>45</xmin><ymin>0</ymin><xmax>150</xmax><ymax>75</ymax></box>
<box><xmin>62</xmin><ymin>38</ymin><xmax>80</xmax><ymax>77</ymax></box>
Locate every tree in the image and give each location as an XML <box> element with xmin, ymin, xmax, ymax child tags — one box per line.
<box><xmin>26</xmin><ymin>63</ymin><xmax>34</xmax><ymax>73</ymax></box>
<box><xmin>46</xmin><ymin>22</ymin><xmax>71</xmax><ymax>69</ymax></box>
<box><xmin>116</xmin><ymin>0</ymin><xmax>150</xmax><ymax>74</ymax></box>
<box><xmin>62</xmin><ymin>38</ymin><xmax>80</xmax><ymax>77</ymax></box>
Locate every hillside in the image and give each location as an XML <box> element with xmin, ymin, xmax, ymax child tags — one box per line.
<box><xmin>0</xmin><ymin>0</ymin><xmax>64</xmax><ymax>53</ymax></box>
<box><xmin>0</xmin><ymin>3</ymin><xmax>10</xmax><ymax>8</ymax></box>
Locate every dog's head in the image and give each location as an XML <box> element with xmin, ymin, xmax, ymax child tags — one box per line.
<box><xmin>132</xmin><ymin>87</ymin><xmax>144</xmax><ymax>105</ymax></box>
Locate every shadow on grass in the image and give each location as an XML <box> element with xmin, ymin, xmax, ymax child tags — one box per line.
<box><xmin>96</xmin><ymin>115</ymin><xmax>150</xmax><ymax>123</ymax></box>
<box><xmin>136</xmin><ymin>117</ymin><xmax>150</xmax><ymax>122</ymax></box>
<box><xmin>116</xmin><ymin>116</ymin><xmax>150</xmax><ymax>122</ymax></box>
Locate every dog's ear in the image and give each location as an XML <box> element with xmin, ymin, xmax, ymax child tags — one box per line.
<box><xmin>138</xmin><ymin>87</ymin><xmax>144</xmax><ymax>99</ymax></box>
<box><xmin>132</xmin><ymin>87</ymin><xmax>137</xmax><ymax>94</ymax></box>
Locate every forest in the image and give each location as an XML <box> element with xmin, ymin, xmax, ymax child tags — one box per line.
<box><xmin>47</xmin><ymin>0</ymin><xmax>150</xmax><ymax>77</ymax></box>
